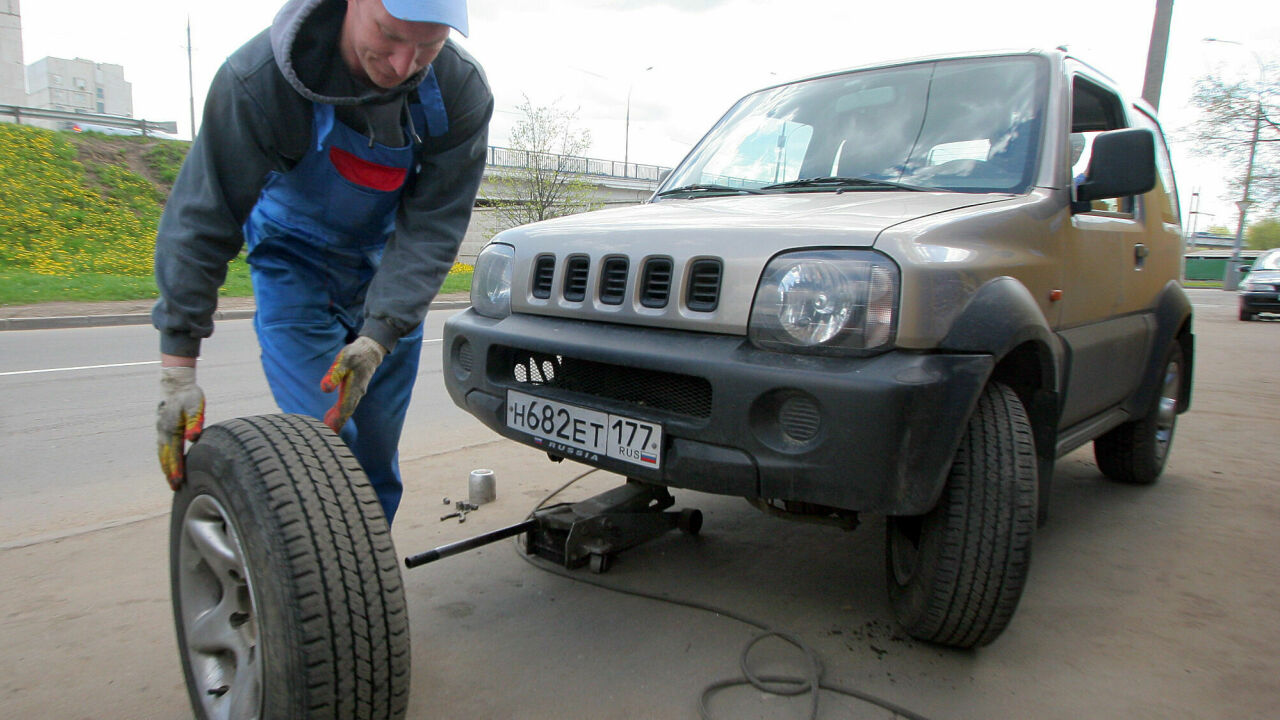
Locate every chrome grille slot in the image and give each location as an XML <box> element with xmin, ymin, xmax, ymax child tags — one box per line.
<box><xmin>640</xmin><ymin>258</ymin><xmax>673</xmax><ymax>308</ymax></box>
<box><xmin>599</xmin><ymin>257</ymin><xmax>629</xmax><ymax>305</ymax></box>
<box><xmin>563</xmin><ymin>255</ymin><xmax>590</xmax><ymax>302</ymax></box>
<box><xmin>686</xmin><ymin>259</ymin><xmax>722</xmax><ymax>312</ymax></box>
<box><xmin>531</xmin><ymin>255</ymin><xmax>556</xmax><ymax>299</ymax></box>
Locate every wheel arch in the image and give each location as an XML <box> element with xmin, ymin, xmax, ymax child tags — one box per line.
<box><xmin>938</xmin><ymin>276</ymin><xmax>1064</xmax><ymax>520</ymax></box>
<box><xmin>1126</xmin><ymin>280</ymin><xmax>1194</xmax><ymax>417</ymax></box>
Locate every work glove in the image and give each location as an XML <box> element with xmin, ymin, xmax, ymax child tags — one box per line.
<box><xmin>157</xmin><ymin>366</ymin><xmax>205</xmax><ymax>490</ymax></box>
<box><xmin>321</xmin><ymin>336</ymin><xmax>388</xmax><ymax>433</ymax></box>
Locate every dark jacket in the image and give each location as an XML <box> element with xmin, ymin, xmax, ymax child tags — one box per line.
<box><xmin>152</xmin><ymin>0</ymin><xmax>493</xmax><ymax>356</ymax></box>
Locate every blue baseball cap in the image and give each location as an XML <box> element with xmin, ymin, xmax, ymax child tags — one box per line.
<box><xmin>381</xmin><ymin>0</ymin><xmax>469</xmax><ymax>36</ymax></box>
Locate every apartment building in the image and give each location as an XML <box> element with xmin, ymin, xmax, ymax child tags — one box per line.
<box><xmin>0</xmin><ymin>0</ymin><xmax>24</xmax><ymax>106</ymax></box>
<box><xmin>26</xmin><ymin>55</ymin><xmax>133</xmax><ymax>116</ymax></box>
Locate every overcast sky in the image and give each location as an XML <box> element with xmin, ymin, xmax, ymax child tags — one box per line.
<box><xmin>16</xmin><ymin>0</ymin><xmax>1279</xmax><ymax>228</ymax></box>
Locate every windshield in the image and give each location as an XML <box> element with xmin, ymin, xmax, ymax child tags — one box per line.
<box><xmin>660</xmin><ymin>56</ymin><xmax>1049</xmax><ymax>197</ymax></box>
<box><xmin>1252</xmin><ymin>250</ymin><xmax>1280</xmax><ymax>271</ymax></box>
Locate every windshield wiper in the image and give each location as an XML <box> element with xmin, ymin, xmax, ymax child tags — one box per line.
<box><xmin>655</xmin><ymin>183</ymin><xmax>765</xmax><ymax>198</ymax></box>
<box><xmin>760</xmin><ymin>176</ymin><xmax>928</xmax><ymax>193</ymax></box>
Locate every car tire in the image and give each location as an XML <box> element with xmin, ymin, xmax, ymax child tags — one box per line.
<box><xmin>885</xmin><ymin>382</ymin><xmax>1037</xmax><ymax>649</ymax></box>
<box><xmin>170</xmin><ymin>414</ymin><xmax>409</xmax><ymax>720</ymax></box>
<box><xmin>1093</xmin><ymin>341</ymin><xmax>1184</xmax><ymax>485</ymax></box>
<box><xmin>1239</xmin><ymin>307</ymin><xmax>1255</xmax><ymax>321</ymax></box>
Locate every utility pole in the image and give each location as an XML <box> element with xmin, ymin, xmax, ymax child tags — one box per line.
<box><xmin>1142</xmin><ymin>0</ymin><xmax>1175</xmax><ymax>109</ymax></box>
<box><xmin>186</xmin><ymin>17</ymin><xmax>196</xmax><ymax>140</ymax></box>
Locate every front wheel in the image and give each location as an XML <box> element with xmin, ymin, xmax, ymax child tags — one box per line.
<box><xmin>170</xmin><ymin>414</ymin><xmax>410</xmax><ymax>720</ymax></box>
<box><xmin>1093</xmin><ymin>342</ymin><xmax>1184</xmax><ymax>484</ymax></box>
<box><xmin>885</xmin><ymin>382</ymin><xmax>1037</xmax><ymax>649</ymax></box>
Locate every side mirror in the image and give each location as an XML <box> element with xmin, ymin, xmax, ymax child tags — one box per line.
<box><xmin>1071</xmin><ymin>128</ymin><xmax>1156</xmax><ymax>213</ymax></box>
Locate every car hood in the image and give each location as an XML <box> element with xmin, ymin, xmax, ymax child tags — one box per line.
<box><xmin>497</xmin><ymin>191</ymin><xmax>1012</xmax><ymax>335</ymax></box>
<box><xmin>1244</xmin><ymin>269</ymin><xmax>1280</xmax><ymax>284</ymax></box>
<box><xmin>505</xmin><ymin>191</ymin><xmax>1008</xmax><ymax>255</ymax></box>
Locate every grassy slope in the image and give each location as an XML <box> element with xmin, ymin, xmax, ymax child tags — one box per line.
<box><xmin>0</xmin><ymin>124</ymin><xmax>471</xmax><ymax>306</ymax></box>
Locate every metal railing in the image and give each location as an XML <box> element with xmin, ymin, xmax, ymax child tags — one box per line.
<box><xmin>0</xmin><ymin>104</ymin><xmax>177</xmax><ymax>137</ymax></box>
<box><xmin>486</xmin><ymin>146</ymin><xmax>672</xmax><ymax>183</ymax></box>
<box><xmin>1</xmin><ymin>105</ymin><xmax>673</xmax><ymax>181</ymax></box>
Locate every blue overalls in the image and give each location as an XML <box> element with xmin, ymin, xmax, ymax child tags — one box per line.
<box><xmin>243</xmin><ymin>69</ymin><xmax>449</xmax><ymax>524</ymax></box>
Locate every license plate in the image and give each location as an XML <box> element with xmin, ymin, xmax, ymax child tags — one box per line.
<box><xmin>506</xmin><ymin>390</ymin><xmax>662</xmax><ymax>469</ymax></box>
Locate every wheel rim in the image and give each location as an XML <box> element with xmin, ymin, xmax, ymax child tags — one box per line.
<box><xmin>1153</xmin><ymin>354</ymin><xmax>1181</xmax><ymax>465</ymax></box>
<box><xmin>178</xmin><ymin>494</ymin><xmax>263</xmax><ymax>720</ymax></box>
<box><xmin>888</xmin><ymin>517</ymin><xmax>923</xmax><ymax>587</ymax></box>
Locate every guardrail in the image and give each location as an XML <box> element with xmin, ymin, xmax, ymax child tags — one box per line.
<box><xmin>0</xmin><ymin>104</ymin><xmax>177</xmax><ymax>137</ymax></box>
<box><xmin>486</xmin><ymin>146</ymin><xmax>671</xmax><ymax>182</ymax></box>
<box><xmin>1</xmin><ymin>105</ymin><xmax>674</xmax><ymax>181</ymax></box>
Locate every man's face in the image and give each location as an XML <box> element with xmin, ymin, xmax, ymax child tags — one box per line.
<box><xmin>342</xmin><ymin>0</ymin><xmax>451</xmax><ymax>89</ymax></box>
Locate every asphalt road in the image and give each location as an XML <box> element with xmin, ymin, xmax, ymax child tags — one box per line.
<box><xmin>0</xmin><ymin>308</ymin><xmax>480</xmax><ymax>547</ymax></box>
<box><xmin>0</xmin><ymin>289</ymin><xmax>1277</xmax><ymax>719</ymax></box>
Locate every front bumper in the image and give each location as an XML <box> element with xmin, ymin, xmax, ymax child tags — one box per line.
<box><xmin>1240</xmin><ymin>290</ymin><xmax>1280</xmax><ymax>314</ymax></box>
<box><xmin>443</xmin><ymin>310</ymin><xmax>994</xmax><ymax>515</ymax></box>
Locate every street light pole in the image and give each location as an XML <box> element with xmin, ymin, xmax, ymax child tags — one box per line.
<box><xmin>623</xmin><ymin>66</ymin><xmax>653</xmax><ymax>178</ymax></box>
<box><xmin>1204</xmin><ymin>38</ymin><xmax>1265</xmax><ymax>291</ymax></box>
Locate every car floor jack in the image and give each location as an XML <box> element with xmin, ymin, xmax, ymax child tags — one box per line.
<box><xmin>405</xmin><ymin>480</ymin><xmax>703</xmax><ymax>574</ymax></box>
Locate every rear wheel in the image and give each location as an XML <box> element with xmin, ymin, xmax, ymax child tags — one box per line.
<box><xmin>1093</xmin><ymin>342</ymin><xmax>1184</xmax><ymax>484</ymax></box>
<box><xmin>885</xmin><ymin>382</ymin><xmax>1037</xmax><ymax>648</ymax></box>
<box><xmin>170</xmin><ymin>414</ymin><xmax>409</xmax><ymax>720</ymax></box>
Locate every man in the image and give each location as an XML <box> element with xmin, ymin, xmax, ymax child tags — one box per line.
<box><xmin>152</xmin><ymin>0</ymin><xmax>492</xmax><ymax>524</ymax></box>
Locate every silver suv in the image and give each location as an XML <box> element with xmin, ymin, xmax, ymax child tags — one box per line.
<box><xmin>444</xmin><ymin>50</ymin><xmax>1194</xmax><ymax>648</ymax></box>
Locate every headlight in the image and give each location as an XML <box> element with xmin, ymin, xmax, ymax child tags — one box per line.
<box><xmin>471</xmin><ymin>243</ymin><xmax>515</xmax><ymax>318</ymax></box>
<box><xmin>749</xmin><ymin>250</ymin><xmax>899</xmax><ymax>355</ymax></box>
<box><xmin>1242</xmin><ymin>281</ymin><xmax>1267</xmax><ymax>292</ymax></box>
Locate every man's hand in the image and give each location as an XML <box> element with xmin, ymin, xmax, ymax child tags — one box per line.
<box><xmin>157</xmin><ymin>365</ymin><xmax>205</xmax><ymax>490</ymax></box>
<box><xmin>321</xmin><ymin>336</ymin><xmax>388</xmax><ymax>433</ymax></box>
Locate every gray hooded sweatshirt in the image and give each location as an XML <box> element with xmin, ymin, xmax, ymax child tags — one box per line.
<box><xmin>151</xmin><ymin>0</ymin><xmax>493</xmax><ymax>356</ymax></box>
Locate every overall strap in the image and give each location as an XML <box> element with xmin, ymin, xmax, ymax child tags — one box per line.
<box><xmin>412</xmin><ymin>65</ymin><xmax>449</xmax><ymax>139</ymax></box>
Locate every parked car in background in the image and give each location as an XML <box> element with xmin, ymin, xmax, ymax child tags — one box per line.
<box><xmin>1239</xmin><ymin>249</ymin><xmax>1280</xmax><ymax>321</ymax></box>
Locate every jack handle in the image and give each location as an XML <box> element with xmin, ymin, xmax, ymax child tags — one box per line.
<box><xmin>404</xmin><ymin>519</ymin><xmax>539</xmax><ymax>569</ymax></box>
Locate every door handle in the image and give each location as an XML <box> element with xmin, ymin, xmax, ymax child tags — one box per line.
<box><xmin>1134</xmin><ymin>243</ymin><xmax>1148</xmax><ymax>268</ymax></box>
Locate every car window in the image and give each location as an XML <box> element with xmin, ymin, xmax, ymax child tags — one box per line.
<box><xmin>661</xmin><ymin>56</ymin><xmax>1049</xmax><ymax>195</ymax></box>
<box><xmin>1070</xmin><ymin>76</ymin><xmax>1134</xmax><ymax>215</ymax></box>
<box><xmin>1130</xmin><ymin>107</ymin><xmax>1180</xmax><ymax>225</ymax></box>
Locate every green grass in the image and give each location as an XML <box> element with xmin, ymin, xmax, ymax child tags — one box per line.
<box><xmin>0</xmin><ymin>265</ymin><xmax>469</xmax><ymax>306</ymax></box>
<box><xmin>0</xmin><ymin>123</ymin><xmax>474</xmax><ymax>308</ymax></box>
<box><xmin>0</xmin><ymin>260</ymin><xmax>254</xmax><ymax>306</ymax></box>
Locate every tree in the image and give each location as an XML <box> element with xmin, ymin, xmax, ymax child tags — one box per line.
<box><xmin>1187</xmin><ymin>64</ymin><xmax>1279</xmax><ymax>215</ymax></box>
<box><xmin>488</xmin><ymin>98</ymin><xmax>600</xmax><ymax>234</ymax></box>
<box><xmin>1246</xmin><ymin>217</ymin><xmax>1280</xmax><ymax>250</ymax></box>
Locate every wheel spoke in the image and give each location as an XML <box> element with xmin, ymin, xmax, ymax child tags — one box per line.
<box><xmin>187</xmin><ymin>596</ymin><xmax>242</xmax><ymax>655</ymax></box>
<box><xmin>225</xmin><ymin>651</ymin><xmax>263</xmax><ymax>720</ymax></box>
<box><xmin>185</xmin><ymin>515</ymin><xmax>244</xmax><ymax>582</ymax></box>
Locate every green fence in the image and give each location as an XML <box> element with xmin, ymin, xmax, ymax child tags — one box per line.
<box><xmin>1185</xmin><ymin>255</ymin><xmax>1256</xmax><ymax>282</ymax></box>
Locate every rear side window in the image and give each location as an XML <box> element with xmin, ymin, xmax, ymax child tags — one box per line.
<box><xmin>1129</xmin><ymin>108</ymin><xmax>1180</xmax><ymax>225</ymax></box>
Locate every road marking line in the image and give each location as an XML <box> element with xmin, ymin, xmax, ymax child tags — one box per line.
<box><xmin>1</xmin><ymin>340</ymin><xmax>442</xmax><ymax>377</ymax></box>
<box><xmin>0</xmin><ymin>360</ymin><xmax>161</xmax><ymax>377</ymax></box>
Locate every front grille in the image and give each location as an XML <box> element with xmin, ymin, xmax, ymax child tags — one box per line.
<box><xmin>640</xmin><ymin>258</ymin><xmax>673</xmax><ymax>308</ymax></box>
<box><xmin>502</xmin><ymin>348</ymin><xmax>712</xmax><ymax>419</ymax></box>
<box><xmin>532</xmin><ymin>255</ymin><xmax>556</xmax><ymax>299</ymax></box>
<box><xmin>563</xmin><ymin>255</ymin><xmax>589</xmax><ymax>302</ymax></box>
<box><xmin>686</xmin><ymin>259</ymin><xmax>722</xmax><ymax>312</ymax></box>
<box><xmin>599</xmin><ymin>257</ymin><xmax>629</xmax><ymax>305</ymax></box>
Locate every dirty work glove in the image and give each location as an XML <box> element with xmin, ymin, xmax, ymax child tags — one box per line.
<box><xmin>321</xmin><ymin>336</ymin><xmax>388</xmax><ymax>433</ymax></box>
<box><xmin>157</xmin><ymin>366</ymin><xmax>205</xmax><ymax>490</ymax></box>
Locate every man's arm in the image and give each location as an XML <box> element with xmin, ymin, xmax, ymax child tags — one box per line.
<box><xmin>151</xmin><ymin>57</ymin><xmax>286</xmax><ymax>358</ymax></box>
<box><xmin>359</xmin><ymin>53</ymin><xmax>494</xmax><ymax>349</ymax></box>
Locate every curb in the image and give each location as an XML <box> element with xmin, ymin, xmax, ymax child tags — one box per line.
<box><xmin>0</xmin><ymin>299</ymin><xmax>471</xmax><ymax>332</ymax></box>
